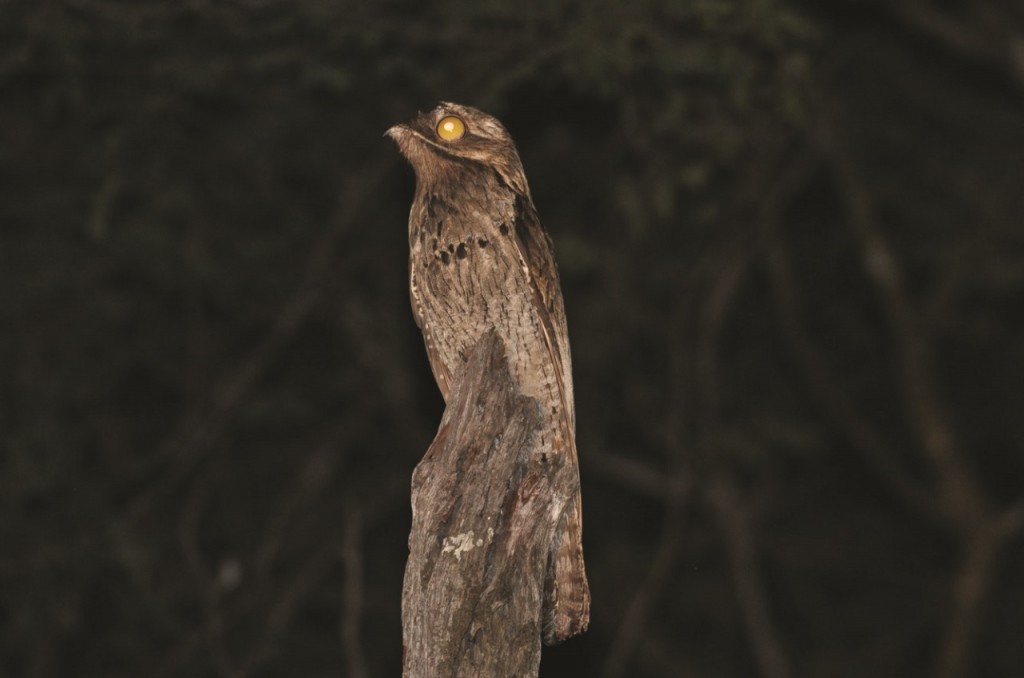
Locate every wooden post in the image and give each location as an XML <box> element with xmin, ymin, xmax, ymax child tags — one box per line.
<box><xmin>402</xmin><ymin>331</ymin><xmax>576</xmax><ymax>677</ymax></box>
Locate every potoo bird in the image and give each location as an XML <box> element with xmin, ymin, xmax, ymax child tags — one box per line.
<box><xmin>387</xmin><ymin>102</ymin><xmax>589</xmax><ymax>644</ymax></box>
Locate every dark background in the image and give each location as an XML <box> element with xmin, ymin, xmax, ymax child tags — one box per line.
<box><xmin>3</xmin><ymin>1</ymin><xmax>1023</xmax><ymax>677</ymax></box>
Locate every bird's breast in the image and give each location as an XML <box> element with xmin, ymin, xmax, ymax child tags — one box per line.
<box><xmin>410</xmin><ymin>192</ymin><xmax>561</xmax><ymax>420</ymax></box>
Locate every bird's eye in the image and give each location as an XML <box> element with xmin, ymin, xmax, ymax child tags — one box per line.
<box><xmin>436</xmin><ymin>115</ymin><xmax>465</xmax><ymax>141</ymax></box>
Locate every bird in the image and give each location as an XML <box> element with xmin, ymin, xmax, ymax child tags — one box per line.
<box><xmin>387</xmin><ymin>102</ymin><xmax>589</xmax><ymax>644</ymax></box>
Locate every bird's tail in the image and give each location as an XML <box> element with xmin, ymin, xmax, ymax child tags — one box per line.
<box><xmin>542</xmin><ymin>489</ymin><xmax>590</xmax><ymax>645</ymax></box>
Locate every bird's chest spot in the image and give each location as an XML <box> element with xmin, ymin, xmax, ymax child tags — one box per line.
<box><xmin>413</xmin><ymin>227</ymin><xmax>522</xmax><ymax>341</ymax></box>
<box><xmin>414</xmin><ymin>228</ymin><xmax>507</xmax><ymax>319</ymax></box>
<box><xmin>412</xmin><ymin>199</ymin><xmax>515</xmax><ymax>303</ymax></box>
<box><xmin>420</xmin><ymin>231</ymin><xmax>491</xmax><ymax>267</ymax></box>
<box><xmin>410</xmin><ymin>187</ymin><xmax>528</xmax><ymax>357</ymax></box>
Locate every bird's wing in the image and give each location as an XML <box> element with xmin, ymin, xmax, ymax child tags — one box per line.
<box><xmin>509</xmin><ymin>193</ymin><xmax>590</xmax><ymax>643</ymax></box>
<box><xmin>509</xmin><ymin>193</ymin><xmax>576</xmax><ymax>434</ymax></box>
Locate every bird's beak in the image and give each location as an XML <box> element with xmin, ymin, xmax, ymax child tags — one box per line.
<box><xmin>385</xmin><ymin>123</ymin><xmax>408</xmax><ymax>139</ymax></box>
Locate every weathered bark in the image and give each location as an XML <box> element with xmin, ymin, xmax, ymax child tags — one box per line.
<box><xmin>402</xmin><ymin>331</ymin><xmax>577</xmax><ymax>677</ymax></box>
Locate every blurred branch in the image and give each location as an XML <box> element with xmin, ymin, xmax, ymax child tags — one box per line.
<box><xmin>699</xmin><ymin>225</ymin><xmax>793</xmax><ymax>678</ymax></box>
<box><xmin>759</xmin><ymin>150</ymin><xmax>940</xmax><ymax>518</ymax></box>
<box><xmin>240</xmin><ymin>477</ymin><xmax>405</xmax><ymax>676</ymax></box>
<box><xmin>818</xmin><ymin>97</ymin><xmax>1024</xmax><ymax>678</ymax></box>
<box><xmin>881</xmin><ymin>1</ymin><xmax>1024</xmax><ymax>87</ymax></box>
<box><xmin>824</xmin><ymin>116</ymin><xmax>987</xmax><ymax>531</ymax></box>
<box><xmin>600</xmin><ymin>474</ymin><xmax>690</xmax><ymax>678</ymax></box>
<box><xmin>238</xmin><ymin>538</ymin><xmax>339</xmax><ymax>675</ymax></box>
<box><xmin>253</xmin><ymin>427</ymin><xmax>353</xmax><ymax>578</ymax></box>
<box><xmin>586</xmin><ymin>446</ymin><xmax>670</xmax><ymax>499</ymax></box>
<box><xmin>939</xmin><ymin>500</ymin><xmax>1024</xmax><ymax>678</ymax></box>
<box><xmin>601</xmin><ymin>243</ymin><xmax>700</xmax><ymax>678</ymax></box>
<box><xmin>694</xmin><ymin>243</ymin><xmax>751</xmax><ymax>428</ymax></box>
<box><xmin>177</xmin><ymin>461</ymin><xmax>237</xmax><ymax>678</ymax></box>
<box><xmin>707</xmin><ymin>478</ymin><xmax>792</xmax><ymax>678</ymax></box>
<box><xmin>152</xmin><ymin>474</ymin><xmax>405</xmax><ymax>677</ymax></box>
<box><xmin>117</xmin><ymin>155</ymin><xmax>395</xmax><ymax>528</ymax></box>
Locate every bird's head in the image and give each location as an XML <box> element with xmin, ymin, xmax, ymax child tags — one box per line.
<box><xmin>386</xmin><ymin>102</ymin><xmax>531</xmax><ymax>197</ymax></box>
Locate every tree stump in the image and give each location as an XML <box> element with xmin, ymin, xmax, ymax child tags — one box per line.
<box><xmin>402</xmin><ymin>331</ymin><xmax>577</xmax><ymax>677</ymax></box>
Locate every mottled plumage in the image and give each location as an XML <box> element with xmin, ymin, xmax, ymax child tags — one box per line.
<box><xmin>387</xmin><ymin>102</ymin><xmax>589</xmax><ymax>643</ymax></box>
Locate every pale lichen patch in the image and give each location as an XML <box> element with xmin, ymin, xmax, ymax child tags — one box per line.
<box><xmin>441</xmin><ymin>529</ymin><xmax>495</xmax><ymax>560</ymax></box>
<box><xmin>442</xmin><ymin>531</ymin><xmax>484</xmax><ymax>560</ymax></box>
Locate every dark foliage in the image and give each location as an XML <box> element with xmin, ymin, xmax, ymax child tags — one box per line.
<box><xmin>2</xmin><ymin>1</ymin><xmax>1022</xmax><ymax>677</ymax></box>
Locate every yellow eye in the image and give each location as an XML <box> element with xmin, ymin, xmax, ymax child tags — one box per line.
<box><xmin>436</xmin><ymin>115</ymin><xmax>465</xmax><ymax>141</ymax></box>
